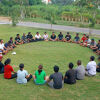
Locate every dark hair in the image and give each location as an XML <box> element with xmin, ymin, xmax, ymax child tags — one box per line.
<box><xmin>0</xmin><ymin>39</ymin><xmax>3</xmax><ymax>42</ymax></box>
<box><xmin>54</xmin><ymin>65</ymin><xmax>59</xmax><ymax>72</ymax></box>
<box><xmin>90</xmin><ymin>56</ymin><xmax>95</xmax><ymax>61</ymax></box>
<box><xmin>36</xmin><ymin>32</ymin><xmax>39</xmax><ymax>34</ymax></box>
<box><xmin>77</xmin><ymin>60</ymin><xmax>81</xmax><ymax>65</ymax></box>
<box><xmin>98</xmin><ymin>56</ymin><xmax>100</xmax><ymax>60</ymax></box>
<box><xmin>60</xmin><ymin>32</ymin><xmax>62</xmax><ymax>34</ymax></box>
<box><xmin>44</xmin><ymin>32</ymin><xmax>47</xmax><ymax>34</ymax></box>
<box><xmin>10</xmin><ymin>37</ymin><xmax>13</xmax><ymax>40</ymax></box>
<box><xmin>19</xmin><ymin>63</ymin><xmax>24</xmax><ymax>71</ymax></box>
<box><xmin>67</xmin><ymin>32</ymin><xmax>69</xmax><ymax>34</ymax></box>
<box><xmin>98</xmin><ymin>40</ymin><xmax>100</xmax><ymax>42</ymax></box>
<box><xmin>38</xmin><ymin>65</ymin><xmax>43</xmax><ymax>75</ymax></box>
<box><xmin>91</xmin><ymin>39</ymin><xmax>94</xmax><ymax>41</ymax></box>
<box><xmin>17</xmin><ymin>34</ymin><xmax>19</xmax><ymax>36</ymax></box>
<box><xmin>69</xmin><ymin>63</ymin><xmax>74</xmax><ymax>69</ymax></box>
<box><xmin>4</xmin><ymin>58</ymin><xmax>11</xmax><ymax>65</ymax></box>
<box><xmin>76</xmin><ymin>33</ymin><xmax>79</xmax><ymax>35</ymax></box>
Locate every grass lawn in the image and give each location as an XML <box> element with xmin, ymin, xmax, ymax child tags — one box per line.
<box><xmin>0</xmin><ymin>25</ymin><xmax>100</xmax><ymax>100</ymax></box>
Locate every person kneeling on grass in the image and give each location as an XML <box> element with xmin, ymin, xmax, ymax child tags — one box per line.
<box><xmin>96</xmin><ymin>56</ymin><xmax>100</xmax><ymax>72</ymax></box>
<box><xmin>33</xmin><ymin>65</ymin><xmax>47</xmax><ymax>85</ymax></box>
<box><xmin>16</xmin><ymin>63</ymin><xmax>32</xmax><ymax>84</ymax></box>
<box><xmin>49</xmin><ymin>32</ymin><xmax>57</xmax><ymax>41</ymax></box>
<box><xmin>75</xmin><ymin>60</ymin><xmax>85</xmax><ymax>80</ymax></box>
<box><xmin>15</xmin><ymin>34</ymin><xmax>23</xmax><ymax>45</ymax></box>
<box><xmin>47</xmin><ymin>65</ymin><xmax>63</xmax><ymax>89</ymax></box>
<box><xmin>85</xmin><ymin>56</ymin><xmax>96</xmax><ymax>76</ymax></box>
<box><xmin>64</xmin><ymin>63</ymin><xmax>76</xmax><ymax>84</ymax></box>
<box><xmin>4</xmin><ymin>58</ymin><xmax>17</xmax><ymax>79</ymax></box>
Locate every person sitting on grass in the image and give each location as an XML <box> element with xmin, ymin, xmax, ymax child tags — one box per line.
<box><xmin>89</xmin><ymin>39</ymin><xmax>96</xmax><ymax>50</ymax></box>
<box><xmin>16</xmin><ymin>63</ymin><xmax>32</xmax><ymax>84</ymax></box>
<box><xmin>75</xmin><ymin>60</ymin><xmax>85</xmax><ymax>80</ymax></box>
<box><xmin>15</xmin><ymin>34</ymin><xmax>23</xmax><ymax>45</ymax></box>
<box><xmin>8</xmin><ymin>37</ymin><xmax>16</xmax><ymax>48</ymax></box>
<box><xmin>27</xmin><ymin>32</ymin><xmax>35</xmax><ymax>42</ymax></box>
<box><xmin>95</xmin><ymin>40</ymin><xmax>100</xmax><ymax>55</ymax></box>
<box><xmin>47</xmin><ymin>65</ymin><xmax>63</xmax><ymax>89</ymax></box>
<box><xmin>64</xmin><ymin>63</ymin><xmax>76</xmax><ymax>84</ymax></box>
<box><xmin>33</xmin><ymin>65</ymin><xmax>47</xmax><ymax>85</ymax></box>
<box><xmin>4</xmin><ymin>42</ymin><xmax>13</xmax><ymax>51</ymax></box>
<box><xmin>0</xmin><ymin>56</ymin><xmax>4</xmax><ymax>74</ymax></box>
<box><xmin>96</xmin><ymin>56</ymin><xmax>100</xmax><ymax>72</ymax></box>
<box><xmin>35</xmin><ymin>32</ymin><xmax>44</xmax><ymax>41</ymax></box>
<box><xmin>85</xmin><ymin>56</ymin><xmax>96</xmax><ymax>76</ymax></box>
<box><xmin>43</xmin><ymin>32</ymin><xmax>49</xmax><ymax>41</ymax></box>
<box><xmin>57</xmin><ymin>32</ymin><xmax>64</xmax><ymax>42</ymax></box>
<box><xmin>65</xmin><ymin>32</ymin><xmax>72</xmax><ymax>42</ymax></box>
<box><xmin>49</xmin><ymin>32</ymin><xmax>57</xmax><ymax>41</ymax></box>
<box><xmin>4</xmin><ymin>58</ymin><xmax>17</xmax><ymax>79</ymax></box>
<box><xmin>0</xmin><ymin>39</ymin><xmax>8</xmax><ymax>54</ymax></box>
<box><xmin>80</xmin><ymin>34</ymin><xmax>87</xmax><ymax>43</ymax></box>
<box><xmin>21</xmin><ymin>33</ymin><xmax>28</xmax><ymax>44</ymax></box>
<box><xmin>73</xmin><ymin>33</ymin><xmax>80</xmax><ymax>44</ymax></box>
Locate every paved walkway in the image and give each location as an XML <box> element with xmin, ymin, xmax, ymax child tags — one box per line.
<box><xmin>0</xmin><ymin>21</ymin><xmax>100</xmax><ymax>35</ymax></box>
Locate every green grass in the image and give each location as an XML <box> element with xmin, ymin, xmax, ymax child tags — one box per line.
<box><xmin>0</xmin><ymin>25</ymin><xmax>100</xmax><ymax>100</ymax></box>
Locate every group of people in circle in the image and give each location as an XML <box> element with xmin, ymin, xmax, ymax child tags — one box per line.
<box><xmin>0</xmin><ymin>31</ymin><xmax>100</xmax><ymax>89</ymax></box>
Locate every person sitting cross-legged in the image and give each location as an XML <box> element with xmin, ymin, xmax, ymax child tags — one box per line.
<box><xmin>33</xmin><ymin>65</ymin><xmax>48</xmax><ymax>85</ymax></box>
<box><xmin>8</xmin><ymin>37</ymin><xmax>16</xmax><ymax>48</ymax></box>
<box><xmin>57</xmin><ymin>32</ymin><xmax>64</xmax><ymax>42</ymax></box>
<box><xmin>4</xmin><ymin>58</ymin><xmax>17</xmax><ymax>79</ymax></box>
<box><xmin>75</xmin><ymin>60</ymin><xmax>85</xmax><ymax>80</ymax></box>
<box><xmin>47</xmin><ymin>65</ymin><xmax>63</xmax><ymax>89</ymax></box>
<box><xmin>49</xmin><ymin>32</ymin><xmax>57</xmax><ymax>41</ymax></box>
<box><xmin>0</xmin><ymin>56</ymin><xmax>4</xmax><ymax>74</ymax></box>
<box><xmin>96</xmin><ymin>56</ymin><xmax>100</xmax><ymax>72</ymax></box>
<box><xmin>21</xmin><ymin>33</ymin><xmax>28</xmax><ymax>44</ymax></box>
<box><xmin>43</xmin><ymin>32</ymin><xmax>49</xmax><ymax>41</ymax></box>
<box><xmin>95</xmin><ymin>40</ymin><xmax>100</xmax><ymax>55</ymax></box>
<box><xmin>16</xmin><ymin>63</ymin><xmax>32</xmax><ymax>84</ymax></box>
<box><xmin>89</xmin><ymin>39</ymin><xmax>96</xmax><ymax>50</ymax></box>
<box><xmin>35</xmin><ymin>32</ymin><xmax>43</xmax><ymax>41</ymax></box>
<box><xmin>73</xmin><ymin>33</ymin><xmax>80</xmax><ymax>44</ymax></box>
<box><xmin>15</xmin><ymin>34</ymin><xmax>23</xmax><ymax>45</ymax></box>
<box><xmin>85</xmin><ymin>56</ymin><xmax>96</xmax><ymax>76</ymax></box>
<box><xmin>64</xmin><ymin>32</ymin><xmax>72</xmax><ymax>42</ymax></box>
<box><xmin>64</xmin><ymin>63</ymin><xmax>76</xmax><ymax>84</ymax></box>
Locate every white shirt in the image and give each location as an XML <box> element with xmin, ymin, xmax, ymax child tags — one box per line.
<box><xmin>0</xmin><ymin>43</ymin><xmax>4</xmax><ymax>50</ymax></box>
<box><xmin>16</xmin><ymin>70</ymin><xmax>28</xmax><ymax>84</ymax></box>
<box><xmin>87</xmin><ymin>39</ymin><xmax>91</xmax><ymax>44</ymax></box>
<box><xmin>35</xmin><ymin>34</ymin><xmax>41</xmax><ymax>39</ymax></box>
<box><xmin>43</xmin><ymin>34</ymin><xmax>48</xmax><ymax>40</ymax></box>
<box><xmin>86</xmin><ymin>61</ymin><xmax>96</xmax><ymax>75</ymax></box>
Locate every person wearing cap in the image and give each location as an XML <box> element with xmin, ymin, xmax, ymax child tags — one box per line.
<box><xmin>0</xmin><ymin>39</ymin><xmax>8</xmax><ymax>54</ymax></box>
<box><xmin>96</xmin><ymin>56</ymin><xmax>100</xmax><ymax>72</ymax></box>
<box><xmin>49</xmin><ymin>32</ymin><xmax>57</xmax><ymax>41</ymax></box>
<box><xmin>73</xmin><ymin>33</ymin><xmax>80</xmax><ymax>44</ymax></box>
<box><xmin>85</xmin><ymin>56</ymin><xmax>96</xmax><ymax>76</ymax></box>
<box><xmin>0</xmin><ymin>56</ymin><xmax>4</xmax><ymax>74</ymax></box>
<box><xmin>33</xmin><ymin>65</ymin><xmax>47</xmax><ymax>85</ymax></box>
<box><xmin>64</xmin><ymin>32</ymin><xmax>72</xmax><ymax>42</ymax></box>
<box><xmin>43</xmin><ymin>32</ymin><xmax>49</xmax><ymax>41</ymax></box>
<box><xmin>16</xmin><ymin>63</ymin><xmax>32</xmax><ymax>84</ymax></box>
<box><xmin>89</xmin><ymin>39</ymin><xmax>96</xmax><ymax>50</ymax></box>
<box><xmin>64</xmin><ymin>63</ymin><xmax>76</xmax><ymax>84</ymax></box>
<box><xmin>47</xmin><ymin>65</ymin><xmax>63</xmax><ymax>89</ymax></box>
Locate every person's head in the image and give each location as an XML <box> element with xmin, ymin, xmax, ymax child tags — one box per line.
<box><xmin>52</xmin><ymin>32</ymin><xmax>55</xmax><ymax>36</ymax></box>
<box><xmin>38</xmin><ymin>65</ymin><xmax>43</xmax><ymax>75</ymax></box>
<box><xmin>17</xmin><ymin>34</ymin><xmax>20</xmax><ymax>37</ymax></box>
<box><xmin>86</xmin><ymin>35</ymin><xmax>89</xmax><ymax>39</ymax></box>
<box><xmin>28</xmin><ymin>32</ymin><xmax>31</xmax><ymax>35</ymax></box>
<box><xmin>23</xmin><ymin>33</ymin><xmax>26</xmax><ymax>36</ymax></box>
<box><xmin>98</xmin><ymin>40</ymin><xmax>100</xmax><ymax>44</ymax></box>
<box><xmin>83</xmin><ymin>34</ymin><xmax>86</xmax><ymax>37</ymax></box>
<box><xmin>69</xmin><ymin>63</ymin><xmax>74</xmax><ymax>69</ymax></box>
<box><xmin>67</xmin><ymin>32</ymin><xmax>69</xmax><ymax>35</ymax></box>
<box><xmin>77</xmin><ymin>60</ymin><xmax>81</xmax><ymax>66</ymax></box>
<box><xmin>0</xmin><ymin>39</ymin><xmax>3</xmax><ymax>43</ymax></box>
<box><xmin>19</xmin><ymin>63</ymin><xmax>24</xmax><ymax>71</ymax></box>
<box><xmin>44</xmin><ymin>32</ymin><xmax>47</xmax><ymax>35</ymax></box>
<box><xmin>4</xmin><ymin>58</ymin><xmax>11</xmax><ymax>65</ymax></box>
<box><xmin>90</xmin><ymin>56</ymin><xmax>95</xmax><ymax>61</ymax></box>
<box><xmin>98</xmin><ymin>56</ymin><xmax>100</xmax><ymax>61</ymax></box>
<box><xmin>54</xmin><ymin>65</ymin><xmax>59</xmax><ymax>73</ymax></box>
<box><xmin>36</xmin><ymin>32</ymin><xmax>39</xmax><ymax>35</ymax></box>
<box><xmin>76</xmin><ymin>33</ymin><xmax>79</xmax><ymax>36</ymax></box>
<box><xmin>60</xmin><ymin>32</ymin><xmax>62</xmax><ymax>35</ymax></box>
<box><xmin>91</xmin><ymin>39</ymin><xmax>94</xmax><ymax>42</ymax></box>
<box><xmin>10</xmin><ymin>37</ymin><xmax>13</xmax><ymax>41</ymax></box>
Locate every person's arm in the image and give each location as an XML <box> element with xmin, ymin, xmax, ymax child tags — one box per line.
<box><xmin>86</xmin><ymin>63</ymin><xmax>90</xmax><ymax>71</ymax></box>
<box><xmin>25</xmin><ymin>71</ymin><xmax>29</xmax><ymax>79</ymax></box>
<box><xmin>64</xmin><ymin>71</ymin><xmax>68</xmax><ymax>79</ymax></box>
<box><xmin>47</xmin><ymin>74</ymin><xmax>53</xmax><ymax>82</ymax></box>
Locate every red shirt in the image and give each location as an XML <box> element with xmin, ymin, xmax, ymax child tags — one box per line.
<box><xmin>4</xmin><ymin>64</ymin><xmax>14</xmax><ymax>79</ymax></box>
<box><xmin>81</xmin><ymin>36</ymin><xmax>87</xmax><ymax>43</ymax></box>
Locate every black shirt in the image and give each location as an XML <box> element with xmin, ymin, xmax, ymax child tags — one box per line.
<box><xmin>27</xmin><ymin>34</ymin><xmax>33</xmax><ymax>39</ymax></box>
<box><xmin>15</xmin><ymin>37</ymin><xmax>20</xmax><ymax>42</ymax></box>
<box><xmin>58</xmin><ymin>34</ymin><xmax>63</xmax><ymax>40</ymax></box>
<box><xmin>96</xmin><ymin>43</ymin><xmax>100</xmax><ymax>50</ymax></box>
<box><xmin>49</xmin><ymin>72</ymin><xmax>63</xmax><ymax>89</ymax></box>
<box><xmin>65</xmin><ymin>35</ymin><xmax>71</xmax><ymax>41</ymax></box>
<box><xmin>0</xmin><ymin>61</ymin><xmax>4</xmax><ymax>73</ymax></box>
<box><xmin>65</xmin><ymin>69</ymin><xmax>76</xmax><ymax>84</ymax></box>
<box><xmin>51</xmin><ymin>35</ymin><xmax>56</xmax><ymax>40</ymax></box>
<box><xmin>98</xmin><ymin>63</ymin><xmax>100</xmax><ymax>68</ymax></box>
<box><xmin>8</xmin><ymin>40</ymin><xmax>13</xmax><ymax>45</ymax></box>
